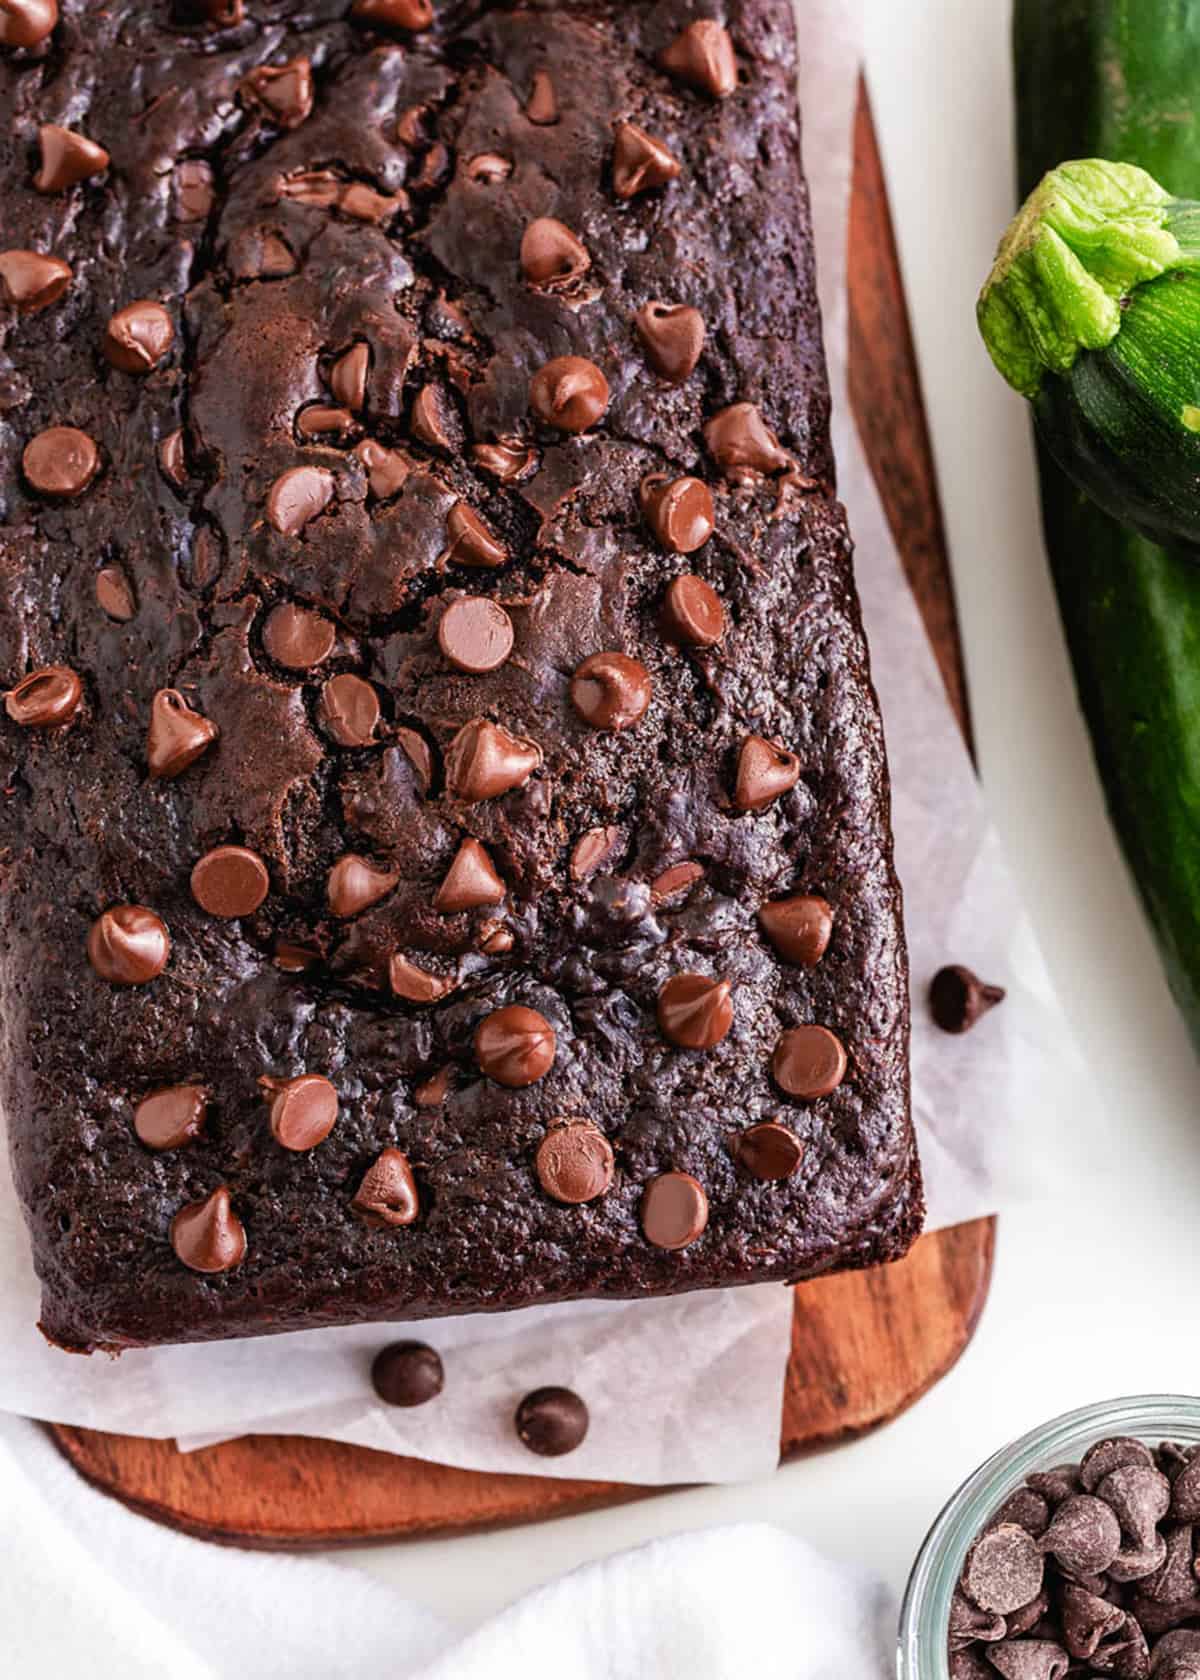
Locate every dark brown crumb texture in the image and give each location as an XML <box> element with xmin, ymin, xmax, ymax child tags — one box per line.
<box><xmin>0</xmin><ymin>0</ymin><xmax>921</xmax><ymax>1352</ymax></box>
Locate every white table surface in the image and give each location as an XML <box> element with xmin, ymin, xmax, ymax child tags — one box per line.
<box><xmin>342</xmin><ymin>0</ymin><xmax>1200</xmax><ymax>1629</ymax></box>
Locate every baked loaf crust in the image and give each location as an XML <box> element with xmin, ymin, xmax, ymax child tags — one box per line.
<box><xmin>0</xmin><ymin>0</ymin><xmax>921</xmax><ymax>1351</ymax></box>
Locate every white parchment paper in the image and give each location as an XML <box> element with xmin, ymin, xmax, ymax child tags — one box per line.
<box><xmin>0</xmin><ymin>0</ymin><xmax>1075</xmax><ymax>1485</ymax></box>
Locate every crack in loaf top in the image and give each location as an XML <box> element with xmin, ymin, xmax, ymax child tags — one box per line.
<box><xmin>0</xmin><ymin>0</ymin><xmax>919</xmax><ymax>1351</ymax></box>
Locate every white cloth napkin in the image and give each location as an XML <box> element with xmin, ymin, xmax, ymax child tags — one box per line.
<box><xmin>0</xmin><ymin>1411</ymin><xmax>893</xmax><ymax>1680</ymax></box>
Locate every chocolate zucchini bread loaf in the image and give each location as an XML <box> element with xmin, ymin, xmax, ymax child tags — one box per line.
<box><xmin>0</xmin><ymin>0</ymin><xmax>921</xmax><ymax>1352</ymax></box>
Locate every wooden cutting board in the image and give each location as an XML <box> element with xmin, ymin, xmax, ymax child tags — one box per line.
<box><xmin>47</xmin><ymin>81</ymin><xmax>995</xmax><ymax>1548</ymax></box>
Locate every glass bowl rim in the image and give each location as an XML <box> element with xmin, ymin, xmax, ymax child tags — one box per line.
<box><xmin>897</xmin><ymin>1393</ymin><xmax>1200</xmax><ymax>1680</ymax></box>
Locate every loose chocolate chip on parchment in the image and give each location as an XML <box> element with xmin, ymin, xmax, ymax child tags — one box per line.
<box><xmin>515</xmin><ymin>1387</ymin><xmax>588</xmax><ymax>1456</ymax></box>
<box><xmin>371</xmin><ymin>1341</ymin><xmax>442</xmax><ymax>1406</ymax></box>
<box><xmin>930</xmin><ymin>964</ymin><xmax>1006</xmax><ymax>1034</ymax></box>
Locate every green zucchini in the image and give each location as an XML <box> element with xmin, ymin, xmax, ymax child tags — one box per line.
<box><xmin>1011</xmin><ymin>0</ymin><xmax>1200</xmax><ymax>1049</ymax></box>
<box><xmin>980</xmin><ymin>158</ymin><xmax>1200</xmax><ymax>551</ymax></box>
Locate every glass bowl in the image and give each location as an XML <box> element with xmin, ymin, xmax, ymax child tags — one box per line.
<box><xmin>898</xmin><ymin>1395</ymin><xmax>1200</xmax><ymax>1680</ymax></box>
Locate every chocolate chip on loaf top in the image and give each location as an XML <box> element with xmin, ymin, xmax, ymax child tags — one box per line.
<box><xmin>0</xmin><ymin>0</ymin><xmax>918</xmax><ymax>1351</ymax></box>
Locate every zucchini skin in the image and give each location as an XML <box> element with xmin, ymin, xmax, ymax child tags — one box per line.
<box><xmin>1015</xmin><ymin>0</ymin><xmax>1200</xmax><ymax>1043</ymax></box>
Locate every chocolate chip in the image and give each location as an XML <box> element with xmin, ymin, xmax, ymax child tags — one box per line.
<box><xmin>759</xmin><ymin>895</ymin><xmax>834</xmax><ymax>966</ymax></box>
<box><xmin>991</xmin><ymin>1489</ymin><xmax>1051</xmax><ymax>1539</ymax></box>
<box><xmin>733</xmin><ymin>1120</ymin><xmax>805</xmax><ymax>1181</ymax></box>
<box><xmin>445</xmin><ymin>717</ymin><xmax>540</xmax><ymax>801</ymax></box>
<box><xmin>159</xmin><ymin>428</ymin><xmax>188</xmax><ymax>486</ymax></box>
<box><xmin>229</xmin><ymin>229</ymin><xmax>296</xmax><ymax>280</ymax></box>
<box><xmin>657</xmin><ymin>972</ymin><xmax>733</xmax><ymax>1049</ymax></box>
<box><xmin>34</xmin><ymin>124</ymin><xmax>109</xmax><ymax>193</ymax></box>
<box><xmin>328</xmin><ymin>853</ymin><xmax>399</xmax><ymax>917</ymax></box>
<box><xmin>635</xmin><ymin>302</ymin><xmax>705</xmax><ymax>382</ymax></box>
<box><xmin>264</xmin><ymin>604</ymin><xmax>336</xmax><ymax>671</ymax></box>
<box><xmin>411</xmin><ymin>384</ymin><xmax>452</xmax><ymax>452</ymax></box>
<box><xmin>330</xmin><ymin>342</ymin><xmax>369</xmax><ymax>411</ymax></box>
<box><xmin>1041</xmin><ymin>1495</ymin><xmax>1123</xmax><ymax>1577</ymax></box>
<box><xmin>1110</xmin><ymin>1535</ymin><xmax>1170</xmax><ymax>1584</ymax></box>
<box><xmin>612</xmin><ymin>121</ymin><xmax>681</xmax><ymax>199</ymax></box>
<box><xmin>963</xmin><ymin>1525</ymin><xmax>1046</xmax><ymax>1615</ymax></box>
<box><xmin>570</xmin><ymin>826</ymin><xmax>623</xmax><ymax>881</ymax></box>
<box><xmin>704</xmin><ymin>402</ymin><xmax>792</xmax><ymax>480</ymax></box>
<box><xmin>88</xmin><ymin>905</ymin><xmax>170</xmax><ymax>984</ymax></box>
<box><xmin>262</xmin><ymin>1073</ymin><xmax>338</xmax><ymax>1152</ymax></box>
<box><xmin>191</xmin><ymin>845</ymin><xmax>270</xmax><ymax>918</ymax></box>
<box><xmin>354</xmin><ymin>438</ymin><xmax>409</xmax><ymax>499</ymax></box>
<box><xmin>274</xmin><ymin>941</ymin><xmax>319</xmax><ymax>974</ymax></box>
<box><xmin>1172</xmin><ymin>1455</ymin><xmax>1200</xmax><ymax>1521</ymax></box>
<box><xmin>265</xmin><ymin>467</ymin><xmax>335</xmax><ymax>537</ymax></box>
<box><xmin>0</xmin><ymin>0</ymin><xmax>57</xmax><ymax>46</ymax></box>
<box><xmin>95</xmin><ymin>565</ymin><xmax>135</xmax><ymax>622</ymax></box>
<box><xmin>930</xmin><ymin>964</ymin><xmax>1007</xmax><ymax>1034</ymax></box>
<box><xmin>520</xmin><ymin>217</ymin><xmax>590</xmax><ymax>291</ymax></box>
<box><xmin>437</xmin><ymin>596</ymin><xmax>514</xmax><ymax>674</ymax></box>
<box><xmin>536</xmin><ymin>1119</ymin><xmax>614</xmax><ymax>1204</ymax></box>
<box><xmin>570</xmin><ymin>652</ymin><xmax>652</xmax><ymax>732</ymax></box>
<box><xmin>1005</xmin><ymin>1591</ymin><xmax>1051</xmax><ymax>1642</ymax></box>
<box><xmin>297</xmin><ymin>404</ymin><xmax>357</xmax><ymax>439</ymax></box>
<box><xmin>340</xmin><ymin>181</ymin><xmax>404</xmax><ymax>223</ymax></box>
<box><xmin>434</xmin><ymin>837</ymin><xmax>504</xmax><ymax>912</ymax></box>
<box><xmin>516</xmin><ymin>1387</ymin><xmax>588</xmax><ymax>1456</ymax></box>
<box><xmin>734</xmin><ymin>734</ymin><xmax>801</xmax><ymax>810</ymax></box>
<box><xmin>650</xmin><ymin>859</ymin><xmax>704</xmax><ymax>902</ymax></box>
<box><xmin>641</xmin><ymin>1171</ymin><xmax>708</xmax><ymax>1250</ymax></box>
<box><xmin>1027</xmin><ymin>1467</ymin><xmax>1082</xmax><ymax>1506</ymax></box>
<box><xmin>951</xmin><ymin>1591</ymin><xmax>1007</xmax><ymax>1652</ymax></box>
<box><xmin>134</xmin><ymin>1085</ymin><xmax>207</xmax><ymax>1151</ymax></box>
<box><xmin>772</xmin><ymin>1025</ymin><xmax>847</xmax><ymax>1100</ymax></box>
<box><xmin>1154</xmin><ymin>1633</ymin><xmax>1200</xmax><ymax>1676</ymax></box>
<box><xmin>1100</xmin><ymin>1466</ymin><xmax>1172</xmax><ymax>1549</ymax></box>
<box><xmin>353</xmin><ymin>1147</ymin><xmax>419</xmax><ymax>1226</ymax></box>
<box><xmin>389</xmin><ymin>953</ymin><xmax>456</xmax><ymax>1003</ymax></box>
<box><xmin>147</xmin><ymin>688</ymin><xmax>219</xmax><ymax>777</ymax></box>
<box><xmin>352</xmin><ymin>0</ymin><xmax>432</xmax><ymax>28</ymax></box>
<box><xmin>525</xmin><ymin>68</ymin><xmax>558</xmax><ymax>124</ymax></box>
<box><xmin>22</xmin><ymin>425</ymin><xmax>100</xmax><ymax>497</ymax></box>
<box><xmin>985</xmin><ymin>1642</ymin><xmax>1068</xmax><ymax>1680</ymax></box>
<box><xmin>660</xmin><ymin>575</ymin><xmax>725</xmax><ymax>650</ymax></box>
<box><xmin>5</xmin><ymin>664</ymin><xmax>81</xmax><ymax>728</ymax></box>
<box><xmin>103</xmin><ymin>301</ymin><xmax>174</xmax><ymax>374</ymax></box>
<box><xmin>319</xmin><ymin>673</ymin><xmax>380</xmax><ymax>747</ymax></box>
<box><xmin>0</xmin><ymin>249</ymin><xmax>71</xmax><ymax>312</ymax></box>
<box><xmin>414</xmin><ymin>1065</ymin><xmax>453</xmax><ymax>1106</ymax></box>
<box><xmin>174</xmin><ymin>158</ymin><xmax>214</xmax><ymax>221</ymax></box>
<box><xmin>171</xmin><ymin>1187</ymin><xmax>246</xmax><ymax>1274</ymax></box>
<box><xmin>530</xmin><ymin>356</ymin><xmax>609</xmax><ymax>432</ymax></box>
<box><xmin>642</xmin><ymin>475</ymin><xmax>715</xmax><ymax>555</ymax></box>
<box><xmin>472</xmin><ymin>438</ymin><xmax>536</xmax><ymax>481</ymax></box>
<box><xmin>477</xmin><ymin>920</ymin><xmax>513</xmax><ymax>955</ymax></box>
<box><xmin>239</xmin><ymin>58</ymin><xmax>314</xmax><ymax>129</ymax></box>
<box><xmin>658</xmin><ymin>19</ymin><xmax>738</xmax><ymax>98</ymax></box>
<box><xmin>371</xmin><ymin>1341</ymin><xmax>442</xmax><ymax>1407</ymax></box>
<box><xmin>443</xmin><ymin>500</ymin><xmax>507</xmax><ymax>568</ymax></box>
<box><xmin>474</xmin><ymin>1004</ymin><xmax>555</xmax><ymax>1087</ymax></box>
<box><xmin>396</xmin><ymin>727</ymin><xmax>435</xmax><ymax>792</ymax></box>
<box><xmin>463</xmin><ymin>153</ymin><xmax>512</xmax><ymax>184</ymax></box>
<box><xmin>1142</xmin><ymin>1524</ymin><xmax>1196</xmax><ymax>1604</ymax></box>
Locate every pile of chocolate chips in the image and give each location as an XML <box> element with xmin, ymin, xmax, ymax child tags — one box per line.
<box><xmin>951</xmin><ymin>1436</ymin><xmax>1200</xmax><ymax>1679</ymax></box>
